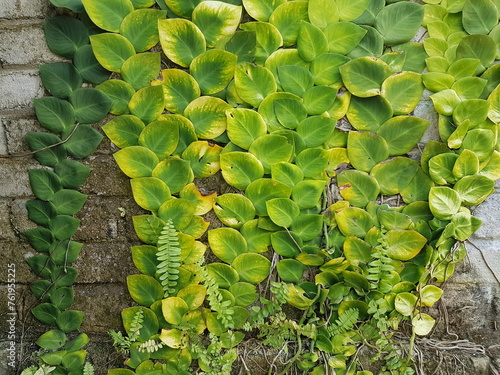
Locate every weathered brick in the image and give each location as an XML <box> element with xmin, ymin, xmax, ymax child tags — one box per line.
<box><xmin>0</xmin><ymin>161</ymin><xmax>39</xmax><ymax>198</ymax></box>
<box><xmin>73</xmin><ymin>283</ymin><xmax>132</xmax><ymax>333</ymax></box>
<box><xmin>0</xmin><ymin>20</ymin><xmax>62</xmax><ymax>66</ymax></box>
<box><xmin>0</xmin><ymin>69</ymin><xmax>44</xmax><ymax>110</ymax></box>
<box><xmin>74</xmin><ymin>242</ymin><xmax>136</xmax><ymax>284</ymax></box>
<box><xmin>0</xmin><ymin>0</ymin><xmax>53</xmax><ymax>19</ymax></box>
<box><xmin>82</xmin><ymin>154</ymin><xmax>134</xmax><ymax>197</ymax></box>
<box><xmin>472</xmin><ymin>192</ymin><xmax>500</xmax><ymax>240</ymax></box>
<box><xmin>0</xmin><ymin>115</ymin><xmax>41</xmax><ymax>155</ymax></box>
<box><xmin>0</xmin><ymin>199</ymin><xmax>16</xmax><ymax>240</ymax></box>
<box><xmin>75</xmin><ymin>196</ymin><xmax>146</xmax><ymax>242</ymax></box>
<box><xmin>0</xmin><ymin>241</ymin><xmax>38</xmax><ymax>284</ymax></box>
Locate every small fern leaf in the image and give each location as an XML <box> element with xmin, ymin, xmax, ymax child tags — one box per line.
<box><xmin>156</xmin><ymin>219</ymin><xmax>182</xmax><ymax>297</ymax></box>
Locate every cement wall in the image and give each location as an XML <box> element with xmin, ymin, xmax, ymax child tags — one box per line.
<box><xmin>0</xmin><ymin>2</ymin><xmax>499</xmax><ymax>375</ymax></box>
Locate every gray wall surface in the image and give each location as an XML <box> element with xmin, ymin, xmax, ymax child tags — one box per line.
<box><xmin>0</xmin><ymin>2</ymin><xmax>499</xmax><ymax>375</ymax></box>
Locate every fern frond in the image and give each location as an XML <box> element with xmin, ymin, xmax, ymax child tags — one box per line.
<box><xmin>129</xmin><ymin>308</ymin><xmax>144</xmax><ymax>341</ymax></box>
<box><xmin>156</xmin><ymin>220</ymin><xmax>182</xmax><ymax>298</ymax></box>
<box><xmin>201</xmin><ymin>266</ymin><xmax>234</xmax><ymax>328</ymax></box>
<box><xmin>137</xmin><ymin>339</ymin><xmax>164</xmax><ymax>353</ymax></box>
<box><xmin>83</xmin><ymin>363</ymin><xmax>95</xmax><ymax>375</ymax></box>
<box><xmin>327</xmin><ymin>308</ymin><xmax>359</xmax><ymax>336</ymax></box>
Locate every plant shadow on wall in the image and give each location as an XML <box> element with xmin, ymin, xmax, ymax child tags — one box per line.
<box><xmin>19</xmin><ymin>0</ymin><xmax>500</xmax><ymax>374</ymax></box>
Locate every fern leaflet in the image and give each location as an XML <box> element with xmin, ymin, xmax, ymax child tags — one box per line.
<box><xmin>156</xmin><ymin>220</ymin><xmax>182</xmax><ymax>297</ymax></box>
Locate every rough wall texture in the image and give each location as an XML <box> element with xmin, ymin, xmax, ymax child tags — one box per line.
<box><xmin>0</xmin><ymin>2</ymin><xmax>499</xmax><ymax>375</ymax></box>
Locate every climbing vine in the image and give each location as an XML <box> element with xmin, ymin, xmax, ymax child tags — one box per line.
<box><xmin>21</xmin><ymin>0</ymin><xmax>500</xmax><ymax>374</ymax></box>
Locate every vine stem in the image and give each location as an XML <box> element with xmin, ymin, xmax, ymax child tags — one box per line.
<box><xmin>0</xmin><ymin>123</ymin><xmax>80</xmax><ymax>158</ymax></box>
<box><xmin>276</xmin><ymin>335</ymin><xmax>302</xmax><ymax>375</ymax></box>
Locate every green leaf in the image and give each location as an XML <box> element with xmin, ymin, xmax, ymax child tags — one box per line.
<box><xmin>460</xmin><ymin>129</ymin><xmax>496</xmax><ymax>162</ymax></box>
<box><xmin>269</xmin><ymin>1</ymin><xmax>308</xmax><ymax>46</ymax></box>
<box><xmin>234</xmin><ymin>63</ymin><xmax>276</xmax><ymax>108</ymax></box>
<box><xmin>302</xmin><ymin>86</ymin><xmax>338</xmax><ymax>116</ymax></box>
<box><xmin>29</xmin><ymin>169</ymin><xmax>63</xmax><ymax>201</ymax></box>
<box><xmin>184</xmin><ymin>96</ymin><xmax>232</xmax><ymax>139</ymax></box>
<box><xmin>412</xmin><ymin>313</ymin><xmax>435</xmax><ymax>336</ymax></box>
<box><xmin>265</xmin><ymin>49</ymin><xmax>310</xmax><ymax>90</ymax></box>
<box><xmin>273</xmin><ymin>98</ymin><xmax>307</xmax><ymax>129</ymax></box>
<box><xmin>308</xmin><ymin>0</ymin><xmax>339</xmax><ymax>29</ymax></box>
<box><xmin>462</xmin><ymin>0</ymin><xmax>498</xmax><ymax>35</ymax></box>
<box><xmin>160</xmin><ymin>69</ymin><xmax>200</xmax><ymax>114</ymax></box>
<box><xmin>89</xmin><ymin>33</ymin><xmax>136</xmax><ymax>73</ymax></box>
<box><xmin>422</xmin><ymin>72</ymin><xmax>455</xmax><ymax>92</ymax></box>
<box><xmin>73</xmin><ymin>45</ymin><xmax>111</xmax><ymax>85</ymax></box>
<box><xmin>385</xmin><ymin>230</ymin><xmax>427</xmax><ymax>261</ymax></box>
<box><xmin>54</xmin><ymin>160</ymin><xmax>90</xmax><ymax>190</ymax></box>
<box><xmin>429</xmin><ymin>153</ymin><xmax>458</xmax><ymax>185</ymax></box>
<box><xmin>133</xmin><ymin>215</ymin><xmax>165</xmax><ymax>245</ymax></box>
<box><xmin>291</xmin><ymin>180</ymin><xmax>325</xmax><ymax>209</ymax></box>
<box><xmin>224</xmin><ymin>30</ymin><xmax>257</xmax><ymax>63</ymax></box>
<box><xmin>454</xmin><ymin>175</ymin><xmax>495</xmax><ymax>206</ymax></box>
<box><xmin>37</xmin><ymin>330</ymin><xmax>67</xmax><ymax>351</ymax></box>
<box><xmin>377</xmin><ymin>116</ymin><xmax>430</xmax><ymax>156</ymax></box>
<box><xmin>246</xmin><ymin>178</ymin><xmax>292</xmax><ymax>216</ymax></box>
<box><xmin>249</xmin><ymin>134</ymin><xmax>293</xmax><ymax>174</ymax></box>
<box><xmin>430</xmin><ymin>89</ymin><xmax>461</xmax><ymax>116</ymax></box>
<box><xmin>448</xmin><ymin>58</ymin><xmax>481</xmax><ymax>80</ymax></box>
<box><xmin>26</xmin><ymin>199</ymin><xmax>56</xmax><ymax>227</ymax></box>
<box><xmin>296</xmin><ymin>116</ymin><xmax>335</xmax><ymax>149</ymax></box>
<box><xmin>120</xmin><ymin>9</ymin><xmax>167</xmax><ymax>52</ymax></box>
<box><xmin>240</xmin><ymin>21</ymin><xmax>283</xmax><ymax>64</ymax></box>
<box><xmin>82</xmin><ymin>0</ymin><xmax>134</xmax><ymax>32</ymax></box>
<box><xmin>310</xmin><ymin>53</ymin><xmax>350</xmax><ymax>88</ymax></box>
<box><xmin>158</xmin><ymin>18</ymin><xmax>206</xmax><ymax>68</ymax></box>
<box><xmin>32</xmin><ymin>303</ymin><xmax>60</xmax><ymax>325</ymax></box>
<box><xmin>49</xmin><ymin>0</ymin><xmax>84</xmax><ymax>12</ymax></box>
<box><xmin>456</xmin><ymin>35</ymin><xmax>496</xmax><ymax>74</ymax></box>
<box><xmin>335</xmin><ymin>207</ymin><xmax>374</xmax><ymax>238</ymax></box>
<box><xmin>114</xmin><ymin>146</ymin><xmax>159</xmax><ymax>178</ymax></box>
<box><xmin>266</xmin><ymin>198</ymin><xmax>300</xmax><ymax>228</ymax></box>
<box><xmin>49</xmin><ymin>189</ymin><xmax>87</xmax><ymax>216</ymax></box>
<box><xmin>190</xmin><ymin>49</ymin><xmax>237</xmax><ymax>95</ymax></box>
<box><xmin>214</xmin><ymin>194</ymin><xmax>256</xmax><ymax>229</ymax></box>
<box><xmin>69</xmin><ymin>87</ymin><xmax>112</xmax><ymax>124</ymax></box>
<box><xmin>209</xmin><ymin>227</ymin><xmax>247</xmax><ymax>263</ymax></box>
<box><xmin>161</xmin><ymin>297</ymin><xmax>189</xmax><ymax>325</ymax></box>
<box><xmin>429</xmin><ymin>186</ymin><xmax>462</xmax><ymax>220</ymax></box>
<box><xmin>370</xmin><ymin>157</ymin><xmax>419</xmax><ymax>195</ymax></box>
<box><xmin>96</xmin><ymin>79</ymin><xmax>135</xmax><ymax>115</ymax></box>
<box><xmin>26</xmin><ymin>132</ymin><xmax>67</xmax><ymax>167</ymax></box>
<box><xmin>226</xmin><ymin>108</ymin><xmax>266</xmax><ymax>149</ymax></box>
<box><xmin>49</xmin><ymin>215</ymin><xmax>80</xmax><ymax>240</ymax></box>
<box><xmin>34</xmin><ymin>97</ymin><xmax>75</xmax><ymax>134</ymax></box>
<box><xmin>231</xmin><ymin>253</ymin><xmax>270</xmax><ymax>284</ymax></box>
<box><xmin>344</xmin><ymin>236</ymin><xmax>372</xmax><ymax>263</ymax></box>
<box><xmin>335</xmin><ymin>0</ymin><xmax>370</xmax><ymax>21</ymax></box>
<box><xmin>121</xmin><ymin>53</ymin><xmax>161</xmax><ymax>90</ymax></box>
<box><xmin>192</xmin><ymin>1</ymin><xmax>242</xmax><ymax>48</ymax></box>
<box><xmin>57</xmin><ymin>310</ymin><xmax>83</xmax><ymax>333</ymax></box>
<box><xmin>39</xmin><ymin>62</ymin><xmax>82</xmax><ymax>99</ymax></box>
<box><xmin>277</xmin><ymin>65</ymin><xmax>313</xmax><ymax>97</ymax></box>
<box><xmin>49</xmin><ymin>287</ymin><xmax>74</xmax><ymax>311</ymax></box>
<box><xmin>182</xmin><ymin>141</ymin><xmax>222</xmax><ymax>178</ymax></box>
<box><xmin>339</xmin><ymin>57</ymin><xmax>391</xmax><ymax>98</ymax></box>
<box><xmin>291</xmin><ymin>214</ymin><xmax>325</xmax><ymax>242</ymax></box>
<box><xmin>242</xmin><ymin>0</ymin><xmax>285</xmax><ymax>21</ymax></box>
<box><xmin>229</xmin><ymin>282</ymin><xmax>258</xmax><ymax>307</ymax></box>
<box><xmin>297</xmin><ymin>22</ymin><xmax>328</xmax><ymax>62</ymax></box>
<box><xmin>44</xmin><ymin>17</ymin><xmax>89</xmax><ymax>59</ymax></box>
<box><xmin>374</xmin><ymin>1</ymin><xmax>424</xmax><ymax>46</ymax></box>
<box><xmin>24</xmin><ymin>228</ymin><xmax>54</xmax><ymax>253</ymax></box>
<box><xmin>164</xmin><ymin>0</ymin><xmax>202</xmax><ymax>18</ymax></box>
<box><xmin>337</xmin><ymin>170</ymin><xmax>380</xmax><ymax>207</ymax></box>
<box><xmin>64</xmin><ymin>125</ymin><xmax>104</xmax><ymax>159</ymax></box>
<box><xmin>130</xmin><ymin>177</ymin><xmax>171</xmax><ymax>212</ymax></box>
<box><xmin>277</xmin><ymin>259</ymin><xmax>305</xmax><ymax>283</ymax></box>
<box><xmin>347</xmin><ymin>95</ymin><xmax>393</xmax><ymax>132</ymax></box>
<box><xmin>348</xmin><ymin>25</ymin><xmax>384</xmax><ymax>58</ymax></box>
<box><xmin>102</xmin><ymin>115</ymin><xmax>144</xmax><ymax>148</ymax></box>
<box><xmin>347</xmin><ymin>131</ymin><xmax>389</xmax><ymax>172</ymax></box>
<box><xmin>381</xmin><ymin>72</ymin><xmax>424</xmax><ymax>115</ymax></box>
<box><xmin>206</xmin><ymin>263</ymin><xmax>239</xmax><ymax>288</ymax></box>
<box><xmin>325</xmin><ymin>24</ymin><xmax>367</xmax><ymax>58</ymax></box>
<box><xmin>295</xmin><ymin>148</ymin><xmax>329</xmax><ymax>179</ymax></box>
<box><xmin>138</xmin><ymin>118</ymin><xmax>179</xmax><ymax>160</ymax></box>
<box><xmin>271</xmin><ymin>230</ymin><xmax>302</xmax><ymax>258</ymax></box>
<box><xmin>131</xmin><ymin>246</ymin><xmax>158</xmax><ymax>276</ymax></box>
<box><xmin>129</xmin><ymin>85</ymin><xmax>165</xmax><ymax>124</ymax></box>
<box><xmin>395</xmin><ymin>292</ymin><xmax>417</xmax><ymax>316</ymax></box>
<box><xmin>127</xmin><ymin>274</ymin><xmax>164</xmax><ymax>306</ymax></box>
<box><xmin>152</xmin><ymin>156</ymin><xmax>194</xmax><ymax>194</ymax></box>
<box><xmin>220</xmin><ymin>152</ymin><xmax>264</xmax><ymax>190</ymax></box>
<box><xmin>271</xmin><ymin>162</ymin><xmax>304</xmax><ymax>188</ymax></box>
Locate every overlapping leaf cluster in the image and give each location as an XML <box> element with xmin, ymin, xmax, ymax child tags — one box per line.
<box><xmin>23</xmin><ymin>0</ymin><xmax>500</xmax><ymax>374</ymax></box>
<box><xmin>21</xmin><ymin>15</ymin><xmax>113</xmax><ymax>375</ymax></box>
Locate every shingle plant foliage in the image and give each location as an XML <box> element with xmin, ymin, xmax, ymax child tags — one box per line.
<box><xmin>21</xmin><ymin>0</ymin><xmax>500</xmax><ymax>374</ymax></box>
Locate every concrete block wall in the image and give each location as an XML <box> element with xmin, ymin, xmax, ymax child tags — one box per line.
<box><xmin>0</xmin><ymin>2</ymin><xmax>499</xmax><ymax>375</ymax></box>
